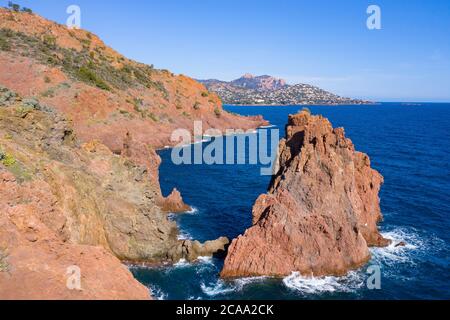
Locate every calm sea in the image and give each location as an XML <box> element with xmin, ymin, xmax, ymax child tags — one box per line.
<box><xmin>132</xmin><ymin>103</ymin><xmax>450</xmax><ymax>300</ymax></box>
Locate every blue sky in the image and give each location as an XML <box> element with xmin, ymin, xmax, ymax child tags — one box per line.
<box><xmin>6</xmin><ymin>0</ymin><xmax>450</xmax><ymax>102</ymax></box>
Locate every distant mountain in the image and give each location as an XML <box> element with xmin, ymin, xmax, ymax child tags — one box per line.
<box><xmin>230</xmin><ymin>74</ymin><xmax>288</xmax><ymax>91</ymax></box>
<box><xmin>199</xmin><ymin>74</ymin><xmax>372</xmax><ymax>105</ymax></box>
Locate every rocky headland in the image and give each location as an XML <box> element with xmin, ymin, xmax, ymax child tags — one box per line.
<box><xmin>221</xmin><ymin>110</ymin><xmax>390</xmax><ymax>278</ymax></box>
<box><xmin>0</xmin><ymin>8</ymin><xmax>265</xmax><ymax>299</ymax></box>
<box><xmin>200</xmin><ymin>74</ymin><xmax>373</xmax><ymax>106</ymax></box>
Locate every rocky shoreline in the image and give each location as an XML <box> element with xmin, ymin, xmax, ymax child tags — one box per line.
<box><xmin>0</xmin><ymin>8</ymin><xmax>390</xmax><ymax>300</ymax></box>
<box><xmin>0</xmin><ymin>8</ymin><xmax>265</xmax><ymax>300</ymax></box>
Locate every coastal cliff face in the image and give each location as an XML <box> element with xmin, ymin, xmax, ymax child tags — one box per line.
<box><xmin>221</xmin><ymin>111</ymin><xmax>390</xmax><ymax>278</ymax></box>
<box><xmin>0</xmin><ymin>9</ymin><xmax>264</xmax><ymax>299</ymax></box>
<box><xmin>0</xmin><ymin>87</ymin><xmax>230</xmax><ymax>299</ymax></box>
<box><xmin>0</xmin><ymin>8</ymin><xmax>266</xmax><ymax>185</ymax></box>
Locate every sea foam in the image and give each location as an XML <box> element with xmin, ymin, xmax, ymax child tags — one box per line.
<box><xmin>370</xmin><ymin>227</ymin><xmax>422</xmax><ymax>266</ymax></box>
<box><xmin>282</xmin><ymin>271</ymin><xmax>364</xmax><ymax>294</ymax></box>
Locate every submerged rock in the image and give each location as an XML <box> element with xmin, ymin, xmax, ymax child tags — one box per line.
<box><xmin>395</xmin><ymin>241</ymin><xmax>407</xmax><ymax>248</ymax></box>
<box><xmin>221</xmin><ymin>110</ymin><xmax>390</xmax><ymax>278</ymax></box>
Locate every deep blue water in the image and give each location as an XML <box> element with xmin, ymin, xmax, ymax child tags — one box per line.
<box><xmin>132</xmin><ymin>103</ymin><xmax>450</xmax><ymax>300</ymax></box>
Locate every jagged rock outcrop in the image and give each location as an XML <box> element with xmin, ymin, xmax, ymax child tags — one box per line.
<box><xmin>168</xmin><ymin>237</ymin><xmax>229</xmax><ymax>262</ymax></box>
<box><xmin>158</xmin><ymin>188</ymin><xmax>192</xmax><ymax>213</ymax></box>
<box><xmin>221</xmin><ymin>110</ymin><xmax>390</xmax><ymax>278</ymax></box>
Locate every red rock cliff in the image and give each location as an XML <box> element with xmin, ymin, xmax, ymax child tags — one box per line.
<box><xmin>0</xmin><ymin>9</ymin><xmax>265</xmax><ymax>299</ymax></box>
<box><xmin>221</xmin><ymin>110</ymin><xmax>390</xmax><ymax>278</ymax></box>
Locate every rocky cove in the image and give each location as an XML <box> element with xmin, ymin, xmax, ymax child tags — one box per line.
<box><xmin>0</xmin><ymin>85</ymin><xmax>389</xmax><ymax>299</ymax></box>
<box><xmin>134</xmin><ymin>103</ymin><xmax>449</xmax><ymax>300</ymax></box>
<box><xmin>1</xmin><ymin>8</ymin><xmax>446</xmax><ymax>301</ymax></box>
<box><xmin>0</xmin><ymin>8</ymin><xmax>266</xmax><ymax>299</ymax></box>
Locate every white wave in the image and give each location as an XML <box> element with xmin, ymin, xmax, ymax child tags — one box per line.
<box><xmin>370</xmin><ymin>228</ymin><xmax>422</xmax><ymax>266</ymax></box>
<box><xmin>176</xmin><ymin>227</ymin><xmax>193</xmax><ymax>240</ymax></box>
<box><xmin>196</xmin><ymin>256</ymin><xmax>214</xmax><ymax>264</ymax></box>
<box><xmin>234</xmin><ymin>276</ymin><xmax>269</xmax><ymax>287</ymax></box>
<box><xmin>200</xmin><ymin>280</ymin><xmax>237</xmax><ymax>296</ymax></box>
<box><xmin>200</xmin><ymin>276</ymin><xmax>269</xmax><ymax>297</ymax></box>
<box><xmin>186</xmin><ymin>206</ymin><xmax>199</xmax><ymax>215</ymax></box>
<box><xmin>259</xmin><ymin>125</ymin><xmax>276</xmax><ymax>129</ymax></box>
<box><xmin>173</xmin><ymin>258</ymin><xmax>190</xmax><ymax>268</ymax></box>
<box><xmin>149</xmin><ymin>286</ymin><xmax>168</xmax><ymax>300</ymax></box>
<box><xmin>282</xmin><ymin>271</ymin><xmax>364</xmax><ymax>294</ymax></box>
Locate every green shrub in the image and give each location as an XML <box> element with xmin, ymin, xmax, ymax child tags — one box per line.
<box><xmin>15</xmin><ymin>105</ymin><xmax>33</xmax><ymax>118</ymax></box>
<box><xmin>193</xmin><ymin>102</ymin><xmax>201</xmax><ymax>110</ymax></box>
<box><xmin>0</xmin><ymin>151</ymin><xmax>16</xmax><ymax>167</ymax></box>
<box><xmin>81</xmin><ymin>38</ymin><xmax>91</xmax><ymax>47</ymax></box>
<box><xmin>147</xmin><ymin>112</ymin><xmax>159</xmax><ymax>122</ymax></box>
<box><xmin>0</xmin><ymin>36</ymin><xmax>11</xmax><ymax>51</ymax></box>
<box><xmin>0</xmin><ymin>150</ymin><xmax>31</xmax><ymax>182</ymax></box>
<box><xmin>8</xmin><ymin>2</ymin><xmax>20</xmax><ymax>12</ymax></box>
<box><xmin>118</xmin><ymin>109</ymin><xmax>134</xmax><ymax>119</ymax></box>
<box><xmin>43</xmin><ymin>35</ymin><xmax>57</xmax><ymax>49</ymax></box>
<box><xmin>77</xmin><ymin>66</ymin><xmax>111</xmax><ymax>91</ymax></box>
<box><xmin>214</xmin><ymin>107</ymin><xmax>222</xmax><ymax>117</ymax></box>
<box><xmin>201</xmin><ymin>92</ymin><xmax>209</xmax><ymax>97</ymax></box>
<box><xmin>0</xmin><ymin>249</ymin><xmax>8</xmax><ymax>273</ymax></box>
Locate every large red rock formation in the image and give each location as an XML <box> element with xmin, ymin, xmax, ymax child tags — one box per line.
<box><xmin>221</xmin><ymin>110</ymin><xmax>390</xmax><ymax>278</ymax></box>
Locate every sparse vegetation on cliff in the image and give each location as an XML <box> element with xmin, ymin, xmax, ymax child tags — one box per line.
<box><xmin>77</xmin><ymin>65</ymin><xmax>111</xmax><ymax>91</ymax></box>
<box><xmin>0</xmin><ymin>28</ymin><xmax>171</xmax><ymax>94</ymax></box>
<box><xmin>214</xmin><ymin>107</ymin><xmax>221</xmax><ymax>118</ymax></box>
<box><xmin>0</xmin><ymin>9</ymin><xmax>268</xmax><ymax>300</ymax></box>
<box><xmin>0</xmin><ymin>249</ymin><xmax>9</xmax><ymax>272</ymax></box>
<box><xmin>0</xmin><ymin>34</ymin><xmax>11</xmax><ymax>51</ymax></box>
<box><xmin>0</xmin><ymin>150</ymin><xmax>16</xmax><ymax>166</ymax></box>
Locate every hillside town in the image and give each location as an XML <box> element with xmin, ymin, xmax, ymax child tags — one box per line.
<box><xmin>200</xmin><ymin>75</ymin><xmax>373</xmax><ymax>105</ymax></box>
